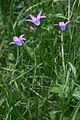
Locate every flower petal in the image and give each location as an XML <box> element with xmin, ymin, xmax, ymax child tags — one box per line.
<box><xmin>14</xmin><ymin>41</ymin><xmax>22</xmax><ymax>45</ymax></box>
<box><xmin>19</xmin><ymin>34</ymin><xmax>25</xmax><ymax>38</ymax></box>
<box><xmin>25</xmin><ymin>19</ymin><xmax>34</xmax><ymax>23</ymax></box>
<box><xmin>37</xmin><ymin>10</ymin><xmax>42</xmax><ymax>18</ymax></box>
<box><xmin>65</xmin><ymin>21</ymin><xmax>70</xmax><ymax>25</ymax></box>
<box><xmin>59</xmin><ymin>22</ymin><xmax>65</xmax><ymax>26</ymax></box>
<box><xmin>19</xmin><ymin>34</ymin><xmax>26</xmax><ymax>40</ymax></box>
<box><xmin>40</xmin><ymin>15</ymin><xmax>46</xmax><ymax>18</ymax></box>
<box><xmin>59</xmin><ymin>22</ymin><xmax>66</xmax><ymax>30</ymax></box>
<box><xmin>9</xmin><ymin>41</ymin><xmax>22</xmax><ymax>46</ymax></box>
<box><xmin>60</xmin><ymin>25</ymin><xmax>66</xmax><ymax>30</ymax></box>
<box><xmin>20</xmin><ymin>38</ymin><xmax>26</xmax><ymax>41</ymax></box>
<box><xmin>9</xmin><ymin>42</ymin><xmax>15</xmax><ymax>45</ymax></box>
<box><xmin>34</xmin><ymin>19</ymin><xmax>40</xmax><ymax>26</ymax></box>
<box><xmin>13</xmin><ymin>36</ymin><xmax>19</xmax><ymax>42</ymax></box>
<box><xmin>53</xmin><ymin>24</ymin><xmax>59</xmax><ymax>27</ymax></box>
<box><xmin>29</xmin><ymin>14</ymin><xmax>37</xmax><ymax>21</ymax></box>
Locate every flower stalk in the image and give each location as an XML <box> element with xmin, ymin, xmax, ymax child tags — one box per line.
<box><xmin>61</xmin><ymin>31</ymin><xmax>65</xmax><ymax>73</ymax></box>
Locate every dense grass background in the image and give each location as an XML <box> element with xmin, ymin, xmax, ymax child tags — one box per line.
<box><xmin>0</xmin><ymin>0</ymin><xmax>80</xmax><ymax>120</ymax></box>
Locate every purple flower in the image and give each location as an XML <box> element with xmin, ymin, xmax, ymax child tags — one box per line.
<box><xmin>53</xmin><ymin>21</ymin><xmax>70</xmax><ymax>30</ymax></box>
<box><xmin>25</xmin><ymin>10</ymin><xmax>46</xmax><ymax>26</ymax></box>
<box><xmin>9</xmin><ymin>34</ymin><xmax>26</xmax><ymax>46</ymax></box>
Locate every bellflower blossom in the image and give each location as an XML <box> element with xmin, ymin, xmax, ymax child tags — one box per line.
<box><xmin>9</xmin><ymin>34</ymin><xmax>26</xmax><ymax>46</ymax></box>
<box><xmin>53</xmin><ymin>21</ymin><xmax>70</xmax><ymax>31</ymax></box>
<box><xmin>25</xmin><ymin>10</ymin><xmax>46</xmax><ymax>26</ymax></box>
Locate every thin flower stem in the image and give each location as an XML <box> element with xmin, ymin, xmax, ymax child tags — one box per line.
<box><xmin>68</xmin><ymin>0</ymin><xmax>70</xmax><ymax>20</ymax></box>
<box><xmin>17</xmin><ymin>46</ymin><xmax>19</xmax><ymax>61</ymax></box>
<box><xmin>61</xmin><ymin>31</ymin><xmax>65</xmax><ymax>73</ymax></box>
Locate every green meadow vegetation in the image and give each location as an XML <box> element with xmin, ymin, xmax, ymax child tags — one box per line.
<box><xmin>0</xmin><ymin>0</ymin><xmax>80</xmax><ymax>119</ymax></box>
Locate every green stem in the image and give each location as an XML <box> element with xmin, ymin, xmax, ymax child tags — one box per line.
<box><xmin>17</xmin><ymin>46</ymin><xmax>19</xmax><ymax>61</ymax></box>
<box><xmin>32</xmin><ymin>56</ymin><xmax>37</xmax><ymax>85</ymax></box>
<box><xmin>61</xmin><ymin>31</ymin><xmax>65</xmax><ymax>73</ymax></box>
